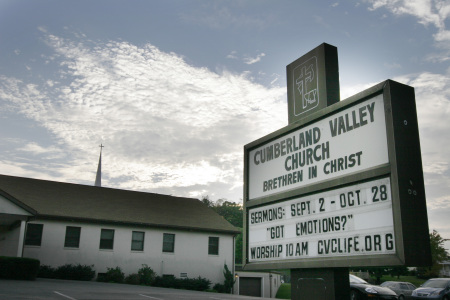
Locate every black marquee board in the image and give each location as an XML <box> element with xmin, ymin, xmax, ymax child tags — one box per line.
<box><xmin>243</xmin><ymin>80</ymin><xmax>431</xmax><ymax>270</ymax></box>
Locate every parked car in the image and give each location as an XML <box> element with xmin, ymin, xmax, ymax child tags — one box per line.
<box><xmin>350</xmin><ymin>274</ymin><xmax>398</xmax><ymax>300</ymax></box>
<box><xmin>411</xmin><ymin>278</ymin><xmax>450</xmax><ymax>300</ymax></box>
<box><xmin>381</xmin><ymin>281</ymin><xmax>417</xmax><ymax>299</ymax></box>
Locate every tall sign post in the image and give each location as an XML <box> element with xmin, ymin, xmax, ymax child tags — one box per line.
<box><xmin>243</xmin><ymin>44</ymin><xmax>431</xmax><ymax>299</ymax></box>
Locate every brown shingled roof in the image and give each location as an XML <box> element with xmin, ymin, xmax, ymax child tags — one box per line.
<box><xmin>0</xmin><ymin>174</ymin><xmax>239</xmax><ymax>234</ymax></box>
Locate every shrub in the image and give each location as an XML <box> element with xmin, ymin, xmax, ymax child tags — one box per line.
<box><xmin>55</xmin><ymin>264</ymin><xmax>95</xmax><ymax>281</ymax></box>
<box><xmin>153</xmin><ymin>275</ymin><xmax>177</xmax><ymax>288</ymax></box>
<box><xmin>138</xmin><ymin>264</ymin><xmax>155</xmax><ymax>285</ymax></box>
<box><xmin>222</xmin><ymin>264</ymin><xmax>235</xmax><ymax>293</ymax></box>
<box><xmin>152</xmin><ymin>275</ymin><xmax>211</xmax><ymax>291</ymax></box>
<box><xmin>124</xmin><ymin>273</ymin><xmax>140</xmax><ymax>285</ymax></box>
<box><xmin>184</xmin><ymin>276</ymin><xmax>211</xmax><ymax>291</ymax></box>
<box><xmin>38</xmin><ymin>264</ymin><xmax>94</xmax><ymax>281</ymax></box>
<box><xmin>0</xmin><ymin>256</ymin><xmax>40</xmax><ymax>280</ymax></box>
<box><xmin>213</xmin><ymin>283</ymin><xmax>226</xmax><ymax>293</ymax></box>
<box><xmin>213</xmin><ymin>264</ymin><xmax>235</xmax><ymax>293</ymax></box>
<box><xmin>38</xmin><ymin>265</ymin><xmax>57</xmax><ymax>278</ymax></box>
<box><xmin>99</xmin><ymin>266</ymin><xmax>124</xmax><ymax>283</ymax></box>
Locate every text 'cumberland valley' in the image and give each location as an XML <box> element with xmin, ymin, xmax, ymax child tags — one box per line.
<box><xmin>248</xmin><ymin>94</ymin><xmax>389</xmax><ymax>200</ymax></box>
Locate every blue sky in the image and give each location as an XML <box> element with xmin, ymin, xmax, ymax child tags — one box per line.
<box><xmin>1</xmin><ymin>1</ymin><xmax>449</xmax><ymax>251</ymax></box>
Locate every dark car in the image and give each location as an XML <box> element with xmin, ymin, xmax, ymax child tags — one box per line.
<box><xmin>380</xmin><ymin>281</ymin><xmax>417</xmax><ymax>299</ymax></box>
<box><xmin>350</xmin><ymin>274</ymin><xmax>398</xmax><ymax>300</ymax></box>
<box><xmin>411</xmin><ymin>278</ymin><xmax>450</xmax><ymax>300</ymax></box>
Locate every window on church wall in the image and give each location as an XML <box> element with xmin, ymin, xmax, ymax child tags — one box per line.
<box><xmin>131</xmin><ymin>231</ymin><xmax>145</xmax><ymax>251</ymax></box>
<box><xmin>162</xmin><ymin>233</ymin><xmax>175</xmax><ymax>253</ymax></box>
<box><xmin>208</xmin><ymin>236</ymin><xmax>219</xmax><ymax>255</ymax></box>
<box><xmin>100</xmin><ymin>229</ymin><xmax>114</xmax><ymax>250</ymax></box>
<box><xmin>25</xmin><ymin>223</ymin><xmax>43</xmax><ymax>246</ymax></box>
<box><xmin>64</xmin><ymin>226</ymin><xmax>81</xmax><ymax>248</ymax></box>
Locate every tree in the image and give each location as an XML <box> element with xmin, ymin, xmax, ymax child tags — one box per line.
<box><xmin>389</xmin><ymin>266</ymin><xmax>409</xmax><ymax>279</ymax></box>
<box><xmin>234</xmin><ymin>230</ymin><xmax>243</xmax><ymax>264</ymax></box>
<box><xmin>212</xmin><ymin>199</ymin><xmax>243</xmax><ymax>228</ymax></box>
<box><xmin>365</xmin><ymin>267</ymin><xmax>389</xmax><ymax>284</ymax></box>
<box><xmin>417</xmin><ymin>230</ymin><xmax>449</xmax><ymax>278</ymax></box>
<box><xmin>200</xmin><ymin>196</ymin><xmax>243</xmax><ymax>228</ymax></box>
<box><xmin>354</xmin><ymin>266</ymin><xmax>408</xmax><ymax>284</ymax></box>
<box><xmin>223</xmin><ymin>263</ymin><xmax>235</xmax><ymax>293</ymax></box>
<box><xmin>201</xmin><ymin>196</ymin><xmax>244</xmax><ymax>264</ymax></box>
<box><xmin>429</xmin><ymin>230</ymin><xmax>449</xmax><ymax>263</ymax></box>
<box><xmin>213</xmin><ymin>264</ymin><xmax>236</xmax><ymax>293</ymax></box>
<box><xmin>201</xmin><ymin>195</ymin><xmax>214</xmax><ymax>208</ymax></box>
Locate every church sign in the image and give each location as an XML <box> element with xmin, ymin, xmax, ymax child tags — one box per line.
<box><xmin>248</xmin><ymin>93</ymin><xmax>387</xmax><ymax>200</ymax></box>
<box><xmin>243</xmin><ymin>79</ymin><xmax>431</xmax><ymax>270</ymax></box>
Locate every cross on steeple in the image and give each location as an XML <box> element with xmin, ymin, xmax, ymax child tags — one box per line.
<box><xmin>94</xmin><ymin>144</ymin><xmax>104</xmax><ymax>187</ymax></box>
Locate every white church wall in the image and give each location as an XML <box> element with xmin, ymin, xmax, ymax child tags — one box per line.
<box><xmin>23</xmin><ymin>219</ymin><xmax>233</xmax><ymax>284</ymax></box>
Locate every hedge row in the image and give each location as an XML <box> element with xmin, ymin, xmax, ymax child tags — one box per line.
<box><xmin>153</xmin><ymin>275</ymin><xmax>211</xmax><ymax>291</ymax></box>
<box><xmin>38</xmin><ymin>264</ymin><xmax>212</xmax><ymax>291</ymax></box>
<box><xmin>0</xmin><ymin>256</ymin><xmax>40</xmax><ymax>280</ymax></box>
<box><xmin>97</xmin><ymin>265</ymin><xmax>211</xmax><ymax>291</ymax></box>
<box><xmin>35</xmin><ymin>263</ymin><xmax>233</xmax><ymax>294</ymax></box>
<box><xmin>38</xmin><ymin>264</ymin><xmax>95</xmax><ymax>281</ymax></box>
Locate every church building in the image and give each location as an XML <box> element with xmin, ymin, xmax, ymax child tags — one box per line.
<box><xmin>0</xmin><ymin>173</ymin><xmax>239</xmax><ymax>284</ymax></box>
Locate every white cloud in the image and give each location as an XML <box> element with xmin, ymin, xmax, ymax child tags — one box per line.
<box><xmin>340</xmin><ymin>82</ymin><xmax>379</xmax><ymax>99</ymax></box>
<box><xmin>0</xmin><ymin>32</ymin><xmax>286</xmax><ymax>200</ymax></box>
<box><xmin>427</xmin><ymin>194</ymin><xmax>450</xmax><ymax>210</ymax></box>
<box><xmin>226</xmin><ymin>51</ymin><xmax>238</xmax><ymax>59</ymax></box>
<box><xmin>367</xmin><ymin>0</ymin><xmax>450</xmax><ymax>54</ymax></box>
<box><xmin>37</xmin><ymin>26</ymin><xmax>47</xmax><ymax>33</ymax></box>
<box><xmin>18</xmin><ymin>142</ymin><xmax>62</xmax><ymax>155</ymax></box>
<box><xmin>2</xmin><ymin>28</ymin><xmax>449</xmax><ymax>212</ymax></box>
<box><xmin>434</xmin><ymin>29</ymin><xmax>450</xmax><ymax>42</ymax></box>
<box><xmin>226</xmin><ymin>51</ymin><xmax>267</xmax><ymax>65</ymax></box>
<box><xmin>244</xmin><ymin>53</ymin><xmax>266</xmax><ymax>65</ymax></box>
<box><xmin>368</xmin><ymin>0</ymin><xmax>443</xmax><ymax>27</ymax></box>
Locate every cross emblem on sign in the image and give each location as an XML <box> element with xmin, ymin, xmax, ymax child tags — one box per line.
<box><xmin>294</xmin><ymin>56</ymin><xmax>319</xmax><ymax>114</ymax></box>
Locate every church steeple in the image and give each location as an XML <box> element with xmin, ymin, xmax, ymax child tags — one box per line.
<box><xmin>95</xmin><ymin>144</ymin><xmax>104</xmax><ymax>187</ymax></box>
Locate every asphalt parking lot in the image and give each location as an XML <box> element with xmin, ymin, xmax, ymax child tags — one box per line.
<box><xmin>0</xmin><ymin>278</ymin><xmax>274</xmax><ymax>300</ymax></box>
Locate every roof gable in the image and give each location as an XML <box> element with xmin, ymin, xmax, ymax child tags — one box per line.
<box><xmin>0</xmin><ymin>193</ymin><xmax>34</xmax><ymax>216</ymax></box>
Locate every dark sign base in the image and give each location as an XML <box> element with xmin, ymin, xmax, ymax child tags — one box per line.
<box><xmin>291</xmin><ymin>268</ymin><xmax>349</xmax><ymax>300</ymax></box>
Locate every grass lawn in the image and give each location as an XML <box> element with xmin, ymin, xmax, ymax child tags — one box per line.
<box><xmin>275</xmin><ymin>283</ymin><xmax>291</xmax><ymax>299</ymax></box>
<box><xmin>274</xmin><ymin>276</ymin><xmax>427</xmax><ymax>299</ymax></box>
